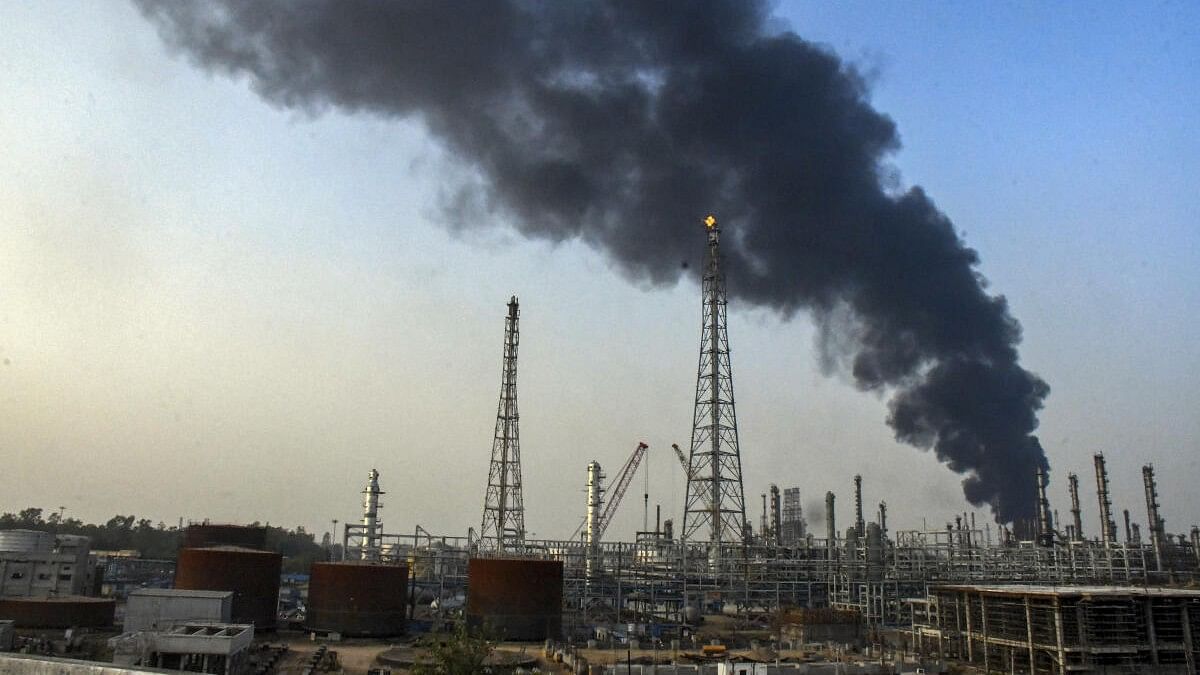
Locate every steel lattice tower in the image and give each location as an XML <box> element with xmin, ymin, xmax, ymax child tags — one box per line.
<box><xmin>480</xmin><ymin>296</ymin><xmax>526</xmax><ymax>552</ymax></box>
<box><xmin>682</xmin><ymin>215</ymin><xmax>748</xmax><ymax>543</ymax></box>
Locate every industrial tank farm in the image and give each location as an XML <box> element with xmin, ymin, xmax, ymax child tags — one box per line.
<box><xmin>174</xmin><ymin>546</ymin><xmax>281</xmax><ymax>629</ymax></box>
<box><xmin>306</xmin><ymin>562</ymin><xmax>408</xmax><ymax>637</ymax></box>
<box><xmin>467</xmin><ymin>558</ymin><xmax>563</xmax><ymax>641</ymax></box>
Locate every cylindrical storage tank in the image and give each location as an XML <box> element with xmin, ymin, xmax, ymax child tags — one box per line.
<box><xmin>306</xmin><ymin>562</ymin><xmax>408</xmax><ymax>636</ymax></box>
<box><xmin>0</xmin><ymin>597</ymin><xmax>115</xmax><ymax>628</ymax></box>
<box><xmin>174</xmin><ymin>546</ymin><xmax>281</xmax><ymax>628</ymax></box>
<box><xmin>467</xmin><ymin>558</ymin><xmax>562</xmax><ymax>641</ymax></box>
<box><xmin>0</xmin><ymin>529</ymin><xmax>53</xmax><ymax>553</ymax></box>
<box><xmin>183</xmin><ymin>524</ymin><xmax>268</xmax><ymax>550</ymax></box>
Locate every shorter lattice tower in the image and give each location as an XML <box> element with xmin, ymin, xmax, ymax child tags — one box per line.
<box><xmin>480</xmin><ymin>297</ymin><xmax>526</xmax><ymax>552</ymax></box>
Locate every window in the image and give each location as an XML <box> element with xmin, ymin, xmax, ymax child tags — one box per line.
<box><xmin>10</xmin><ymin>572</ymin><xmax>23</xmax><ymax>580</ymax></box>
<box><xmin>59</xmin><ymin>573</ymin><xmax>73</xmax><ymax>581</ymax></box>
<box><xmin>37</xmin><ymin>573</ymin><xmax>51</xmax><ymax>581</ymax></box>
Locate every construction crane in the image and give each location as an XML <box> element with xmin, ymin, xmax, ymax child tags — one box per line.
<box><xmin>572</xmin><ymin>442</ymin><xmax>649</xmax><ymax>542</ymax></box>
<box><xmin>671</xmin><ymin>443</ymin><xmax>694</xmax><ymax>479</ymax></box>
<box><xmin>599</xmin><ymin>442</ymin><xmax>649</xmax><ymax>540</ymax></box>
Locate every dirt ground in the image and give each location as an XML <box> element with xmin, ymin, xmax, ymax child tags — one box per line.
<box><xmin>270</xmin><ymin>635</ymin><xmax>397</xmax><ymax>674</ymax></box>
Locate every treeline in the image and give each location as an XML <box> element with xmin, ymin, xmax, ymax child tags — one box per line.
<box><xmin>0</xmin><ymin>508</ymin><xmax>327</xmax><ymax>573</ymax></box>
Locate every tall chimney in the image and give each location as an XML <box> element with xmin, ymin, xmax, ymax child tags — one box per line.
<box><xmin>825</xmin><ymin>491</ymin><xmax>837</xmax><ymax>548</ymax></box>
<box><xmin>1035</xmin><ymin>465</ymin><xmax>1054</xmax><ymax>547</ymax></box>
<box><xmin>1143</xmin><ymin>464</ymin><xmax>1164</xmax><ymax>571</ymax></box>
<box><xmin>1190</xmin><ymin>526</ymin><xmax>1199</xmax><ymax>565</ymax></box>
<box><xmin>1123</xmin><ymin>509</ymin><xmax>1132</xmax><ymax>545</ymax></box>
<box><xmin>878</xmin><ymin>501</ymin><xmax>888</xmax><ymax>541</ymax></box>
<box><xmin>1067</xmin><ymin>472</ymin><xmax>1083</xmax><ymax>542</ymax></box>
<box><xmin>1093</xmin><ymin>453</ymin><xmax>1117</xmax><ymax>545</ymax></box>
<box><xmin>853</xmin><ymin>475</ymin><xmax>864</xmax><ymax>538</ymax></box>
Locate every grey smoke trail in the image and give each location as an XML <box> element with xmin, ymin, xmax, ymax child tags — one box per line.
<box><xmin>135</xmin><ymin>0</ymin><xmax>1049</xmax><ymax>522</ymax></box>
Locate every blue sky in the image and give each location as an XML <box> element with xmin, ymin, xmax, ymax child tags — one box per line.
<box><xmin>0</xmin><ymin>1</ymin><xmax>1196</xmax><ymax>541</ymax></box>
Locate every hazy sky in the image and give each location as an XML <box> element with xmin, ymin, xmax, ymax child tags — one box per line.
<box><xmin>1</xmin><ymin>2</ymin><xmax>1197</xmax><ymax>544</ymax></box>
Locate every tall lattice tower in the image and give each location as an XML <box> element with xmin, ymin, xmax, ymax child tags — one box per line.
<box><xmin>480</xmin><ymin>296</ymin><xmax>526</xmax><ymax>552</ymax></box>
<box><xmin>682</xmin><ymin>215</ymin><xmax>748</xmax><ymax>543</ymax></box>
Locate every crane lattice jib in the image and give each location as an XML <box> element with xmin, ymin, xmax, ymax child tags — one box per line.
<box><xmin>671</xmin><ymin>443</ymin><xmax>692</xmax><ymax>477</ymax></box>
<box><xmin>597</xmin><ymin>442</ymin><xmax>649</xmax><ymax>539</ymax></box>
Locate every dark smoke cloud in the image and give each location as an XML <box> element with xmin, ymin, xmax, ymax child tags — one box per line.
<box><xmin>135</xmin><ymin>0</ymin><xmax>1049</xmax><ymax>522</ymax></box>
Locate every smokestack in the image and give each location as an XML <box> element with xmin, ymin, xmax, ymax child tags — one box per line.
<box><xmin>1123</xmin><ymin>509</ymin><xmax>1132</xmax><ymax>545</ymax></box>
<box><xmin>137</xmin><ymin>0</ymin><xmax>1051</xmax><ymax>526</ymax></box>
<box><xmin>1143</xmin><ymin>464</ymin><xmax>1164</xmax><ymax>571</ymax></box>
<box><xmin>853</xmin><ymin>475</ymin><xmax>864</xmax><ymax>538</ymax></box>
<box><xmin>769</xmin><ymin>484</ymin><xmax>781</xmax><ymax>546</ymax></box>
<box><xmin>878</xmin><ymin>501</ymin><xmax>888</xmax><ymax>541</ymax></box>
<box><xmin>1067</xmin><ymin>472</ymin><xmax>1083</xmax><ymax>542</ymax></box>
<box><xmin>1191</xmin><ymin>526</ymin><xmax>1199</xmax><ymax>565</ymax></box>
<box><xmin>1093</xmin><ymin>453</ymin><xmax>1117</xmax><ymax>545</ymax></box>
<box><xmin>1035</xmin><ymin>465</ymin><xmax>1053</xmax><ymax>547</ymax></box>
<box><xmin>656</xmin><ymin>504</ymin><xmax>661</xmax><ymax>536</ymax></box>
<box><xmin>825</xmin><ymin>491</ymin><xmax>837</xmax><ymax>548</ymax></box>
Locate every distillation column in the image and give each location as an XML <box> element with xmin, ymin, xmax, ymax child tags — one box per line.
<box><xmin>1143</xmin><ymin>464</ymin><xmax>1164</xmax><ymax>571</ymax></box>
<box><xmin>1067</xmin><ymin>472</ymin><xmax>1083</xmax><ymax>542</ymax></box>
<box><xmin>585</xmin><ymin>461</ymin><xmax>604</xmax><ymax>578</ymax></box>
<box><xmin>769</xmin><ymin>485</ymin><xmax>781</xmax><ymax>546</ymax></box>
<box><xmin>1094</xmin><ymin>453</ymin><xmax>1118</xmax><ymax>545</ymax></box>
<box><xmin>361</xmin><ymin>469</ymin><xmax>384</xmax><ymax>561</ymax></box>
<box><xmin>1035</xmin><ymin>465</ymin><xmax>1054</xmax><ymax>547</ymax></box>
<box><xmin>853</xmin><ymin>475</ymin><xmax>865</xmax><ymax>539</ymax></box>
<box><xmin>825</xmin><ymin>491</ymin><xmax>836</xmax><ymax>551</ymax></box>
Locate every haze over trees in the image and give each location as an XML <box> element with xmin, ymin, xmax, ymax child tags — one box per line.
<box><xmin>0</xmin><ymin>508</ymin><xmax>327</xmax><ymax>572</ymax></box>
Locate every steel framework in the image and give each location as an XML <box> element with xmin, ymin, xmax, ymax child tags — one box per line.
<box><xmin>480</xmin><ymin>296</ymin><xmax>526</xmax><ymax>552</ymax></box>
<box><xmin>682</xmin><ymin>215</ymin><xmax>747</xmax><ymax>545</ymax></box>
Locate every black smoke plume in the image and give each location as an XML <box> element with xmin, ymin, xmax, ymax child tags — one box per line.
<box><xmin>135</xmin><ymin>0</ymin><xmax>1050</xmax><ymax>522</ymax></box>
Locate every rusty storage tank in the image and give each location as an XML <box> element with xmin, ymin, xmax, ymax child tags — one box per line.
<box><xmin>183</xmin><ymin>524</ymin><xmax>268</xmax><ymax>550</ymax></box>
<box><xmin>306</xmin><ymin>562</ymin><xmax>408</xmax><ymax>636</ymax></box>
<box><xmin>174</xmin><ymin>546</ymin><xmax>281</xmax><ymax>628</ymax></box>
<box><xmin>466</xmin><ymin>558</ymin><xmax>562</xmax><ymax>640</ymax></box>
<box><xmin>0</xmin><ymin>597</ymin><xmax>115</xmax><ymax>628</ymax></box>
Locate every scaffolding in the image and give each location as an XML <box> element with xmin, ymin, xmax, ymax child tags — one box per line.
<box><xmin>341</xmin><ymin>522</ymin><xmax>1199</xmax><ymax>638</ymax></box>
<box><xmin>912</xmin><ymin>584</ymin><xmax>1200</xmax><ymax>674</ymax></box>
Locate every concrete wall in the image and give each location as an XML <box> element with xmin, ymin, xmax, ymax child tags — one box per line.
<box><xmin>0</xmin><ymin>551</ymin><xmax>90</xmax><ymax>597</ymax></box>
<box><xmin>0</xmin><ymin>653</ymin><xmax>175</xmax><ymax>674</ymax></box>
<box><xmin>124</xmin><ymin>591</ymin><xmax>232</xmax><ymax>632</ymax></box>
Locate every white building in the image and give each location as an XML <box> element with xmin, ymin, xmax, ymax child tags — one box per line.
<box><xmin>125</xmin><ymin>588</ymin><xmax>233</xmax><ymax>632</ymax></box>
<box><xmin>0</xmin><ymin>530</ymin><xmax>92</xmax><ymax>597</ymax></box>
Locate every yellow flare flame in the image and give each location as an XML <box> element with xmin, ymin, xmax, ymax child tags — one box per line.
<box><xmin>704</xmin><ymin>215</ymin><xmax>717</xmax><ymax>229</ymax></box>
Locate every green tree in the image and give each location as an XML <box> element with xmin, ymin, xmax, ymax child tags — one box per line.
<box><xmin>17</xmin><ymin>508</ymin><xmax>44</xmax><ymax>526</ymax></box>
<box><xmin>413</xmin><ymin>622</ymin><xmax>496</xmax><ymax>675</ymax></box>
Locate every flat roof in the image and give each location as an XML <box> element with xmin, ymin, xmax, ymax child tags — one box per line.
<box><xmin>933</xmin><ymin>584</ymin><xmax>1200</xmax><ymax>598</ymax></box>
<box><xmin>128</xmin><ymin>588</ymin><xmax>232</xmax><ymax>600</ymax></box>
